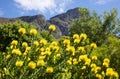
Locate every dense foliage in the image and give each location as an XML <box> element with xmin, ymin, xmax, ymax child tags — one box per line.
<box><xmin>0</xmin><ymin>24</ymin><xmax>119</xmax><ymax>79</ymax></box>
<box><xmin>69</xmin><ymin>8</ymin><xmax>120</xmax><ymax>45</ymax></box>
<box><xmin>0</xmin><ymin>8</ymin><xmax>120</xmax><ymax>79</ymax></box>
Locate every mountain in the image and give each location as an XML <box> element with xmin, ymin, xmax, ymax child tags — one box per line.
<box><xmin>0</xmin><ymin>8</ymin><xmax>80</xmax><ymax>37</ymax></box>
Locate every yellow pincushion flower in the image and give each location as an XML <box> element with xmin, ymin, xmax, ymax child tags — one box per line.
<box><xmin>38</xmin><ymin>55</ymin><xmax>46</xmax><ymax>60</ymax></box>
<box><xmin>37</xmin><ymin>60</ymin><xmax>45</xmax><ymax>67</ymax></box>
<box><xmin>22</xmin><ymin>42</ymin><xmax>28</xmax><ymax>47</ymax></box>
<box><xmin>79</xmin><ymin>54</ymin><xmax>88</xmax><ymax>62</ymax></box>
<box><xmin>63</xmin><ymin>39</ymin><xmax>70</xmax><ymax>46</ymax></box>
<box><xmin>49</xmin><ymin>24</ymin><xmax>56</xmax><ymax>31</ymax></box>
<box><xmin>112</xmin><ymin>71</ymin><xmax>119</xmax><ymax>78</ymax></box>
<box><xmin>66</xmin><ymin>46</ymin><xmax>75</xmax><ymax>56</ymax></box>
<box><xmin>6</xmin><ymin>54</ymin><xmax>11</xmax><ymax>60</ymax></box>
<box><xmin>96</xmin><ymin>74</ymin><xmax>102</xmax><ymax>79</ymax></box>
<box><xmin>80</xmin><ymin>33</ymin><xmax>87</xmax><ymax>40</ymax></box>
<box><xmin>33</xmin><ymin>41</ymin><xmax>39</xmax><ymax>47</ymax></box>
<box><xmin>74</xmin><ymin>39</ymin><xmax>80</xmax><ymax>44</ymax></box>
<box><xmin>90</xmin><ymin>63</ymin><xmax>96</xmax><ymax>68</ymax></box>
<box><xmin>92</xmin><ymin>56</ymin><xmax>97</xmax><ymax>60</ymax></box>
<box><xmin>81</xmin><ymin>66</ymin><xmax>86</xmax><ymax>70</ymax></box>
<box><xmin>73</xmin><ymin>58</ymin><xmax>78</xmax><ymax>65</ymax></box>
<box><xmin>103</xmin><ymin>62</ymin><xmax>109</xmax><ymax>67</ymax></box>
<box><xmin>12</xmin><ymin>49</ymin><xmax>21</xmax><ymax>56</ymax></box>
<box><xmin>90</xmin><ymin>43</ymin><xmax>97</xmax><ymax>49</ymax></box>
<box><xmin>30</xmin><ymin>29</ymin><xmax>37</xmax><ymax>35</ymax></box>
<box><xmin>18</xmin><ymin>28</ymin><xmax>26</xmax><ymax>34</ymax></box>
<box><xmin>40</xmin><ymin>39</ymin><xmax>47</xmax><ymax>46</ymax></box>
<box><xmin>78</xmin><ymin>46</ymin><xmax>85</xmax><ymax>52</ymax></box>
<box><xmin>15</xmin><ymin>60</ymin><xmax>24</xmax><ymax>67</ymax></box>
<box><xmin>85</xmin><ymin>58</ymin><xmax>91</xmax><ymax>66</ymax></box>
<box><xmin>28</xmin><ymin>61</ymin><xmax>36</xmax><ymax>69</ymax></box>
<box><xmin>103</xmin><ymin>58</ymin><xmax>110</xmax><ymax>63</ymax></box>
<box><xmin>67</xmin><ymin>60</ymin><xmax>72</xmax><ymax>65</ymax></box>
<box><xmin>11</xmin><ymin>40</ymin><xmax>18</xmax><ymax>46</ymax></box>
<box><xmin>73</xmin><ymin>34</ymin><xmax>79</xmax><ymax>39</ymax></box>
<box><xmin>46</xmin><ymin>67</ymin><xmax>54</xmax><ymax>73</ymax></box>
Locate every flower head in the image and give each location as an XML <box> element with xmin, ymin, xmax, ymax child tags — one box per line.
<box><xmin>22</xmin><ymin>42</ymin><xmax>28</xmax><ymax>48</ymax></box>
<box><xmin>33</xmin><ymin>41</ymin><xmax>39</xmax><ymax>47</ymax></box>
<box><xmin>15</xmin><ymin>60</ymin><xmax>24</xmax><ymax>67</ymax></box>
<box><xmin>73</xmin><ymin>34</ymin><xmax>79</xmax><ymax>39</ymax></box>
<box><xmin>30</xmin><ymin>29</ymin><xmax>37</xmax><ymax>35</ymax></box>
<box><xmin>18</xmin><ymin>28</ymin><xmax>26</xmax><ymax>34</ymax></box>
<box><xmin>28</xmin><ymin>61</ymin><xmax>36</xmax><ymax>69</ymax></box>
<box><xmin>90</xmin><ymin>43</ymin><xmax>97</xmax><ymax>49</ymax></box>
<box><xmin>49</xmin><ymin>24</ymin><xmax>56</xmax><ymax>31</ymax></box>
<box><xmin>46</xmin><ymin>67</ymin><xmax>54</xmax><ymax>73</ymax></box>
<box><xmin>80</xmin><ymin>33</ymin><xmax>87</xmax><ymax>40</ymax></box>
<box><xmin>11</xmin><ymin>40</ymin><xmax>18</xmax><ymax>46</ymax></box>
<box><xmin>37</xmin><ymin>60</ymin><xmax>45</xmax><ymax>67</ymax></box>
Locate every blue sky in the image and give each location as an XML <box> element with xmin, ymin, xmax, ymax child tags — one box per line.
<box><xmin>0</xmin><ymin>0</ymin><xmax>120</xmax><ymax>19</ymax></box>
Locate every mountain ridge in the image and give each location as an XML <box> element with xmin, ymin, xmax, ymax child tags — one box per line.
<box><xmin>0</xmin><ymin>8</ymin><xmax>80</xmax><ymax>37</ymax></box>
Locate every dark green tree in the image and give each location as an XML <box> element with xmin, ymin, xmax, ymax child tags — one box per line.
<box><xmin>69</xmin><ymin>7</ymin><xmax>120</xmax><ymax>45</ymax></box>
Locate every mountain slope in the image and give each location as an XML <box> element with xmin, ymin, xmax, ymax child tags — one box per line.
<box><xmin>0</xmin><ymin>8</ymin><xmax>80</xmax><ymax>37</ymax></box>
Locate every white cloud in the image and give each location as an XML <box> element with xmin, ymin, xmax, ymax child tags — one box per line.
<box><xmin>14</xmin><ymin>0</ymin><xmax>72</xmax><ymax>14</ymax></box>
<box><xmin>92</xmin><ymin>0</ymin><xmax>113</xmax><ymax>5</ymax></box>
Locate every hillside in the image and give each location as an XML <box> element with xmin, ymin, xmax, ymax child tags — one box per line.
<box><xmin>0</xmin><ymin>8</ymin><xmax>80</xmax><ymax>37</ymax></box>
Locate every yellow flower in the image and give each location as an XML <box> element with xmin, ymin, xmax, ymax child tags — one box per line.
<box><xmin>26</xmin><ymin>47</ymin><xmax>31</xmax><ymax>51</ymax></box>
<box><xmin>79</xmin><ymin>54</ymin><xmax>88</xmax><ymax>62</ymax></box>
<box><xmin>51</xmin><ymin>41</ymin><xmax>58</xmax><ymax>46</ymax></box>
<box><xmin>103</xmin><ymin>62</ymin><xmax>109</xmax><ymax>67</ymax></box>
<box><xmin>74</xmin><ymin>39</ymin><xmax>80</xmax><ymax>44</ymax></box>
<box><xmin>106</xmin><ymin>68</ymin><xmax>114</xmax><ymax>76</ymax></box>
<box><xmin>96</xmin><ymin>66</ymin><xmax>101</xmax><ymax>71</ymax></box>
<box><xmin>90</xmin><ymin>43</ymin><xmax>97</xmax><ymax>49</ymax></box>
<box><xmin>40</xmin><ymin>39</ymin><xmax>47</xmax><ymax>46</ymax></box>
<box><xmin>33</xmin><ymin>41</ymin><xmax>39</xmax><ymax>47</ymax></box>
<box><xmin>11</xmin><ymin>40</ymin><xmax>18</xmax><ymax>46</ymax></box>
<box><xmin>38</xmin><ymin>55</ymin><xmax>46</xmax><ymax>60</ymax></box>
<box><xmin>90</xmin><ymin>63</ymin><xmax>96</xmax><ymax>68</ymax></box>
<box><xmin>66</xmin><ymin>46</ymin><xmax>75</xmax><ymax>56</ymax></box>
<box><xmin>56</xmin><ymin>53</ymin><xmax>61</xmax><ymax>57</ymax></box>
<box><xmin>28</xmin><ymin>61</ymin><xmax>36</xmax><ymax>69</ymax></box>
<box><xmin>96</xmin><ymin>74</ymin><xmax>102</xmax><ymax>79</ymax></box>
<box><xmin>37</xmin><ymin>60</ymin><xmax>45</xmax><ymax>67</ymax></box>
<box><xmin>22</xmin><ymin>42</ymin><xmax>28</xmax><ymax>47</ymax></box>
<box><xmin>67</xmin><ymin>60</ymin><xmax>72</xmax><ymax>65</ymax></box>
<box><xmin>85</xmin><ymin>58</ymin><xmax>91</xmax><ymax>66</ymax></box>
<box><xmin>12</xmin><ymin>49</ymin><xmax>21</xmax><ymax>56</ymax></box>
<box><xmin>6</xmin><ymin>54</ymin><xmax>11</xmax><ymax>60</ymax></box>
<box><xmin>73</xmin><ymin>34</ymin><xmax>79</xmax><ymax>39</ymax></box>
<box><xmin>103</xmin><ymin>58</ymin><xmax>110</xmax><ymax>63</ymax></box>
<box><xmin>30</xmin><ymin>29</ymin><xmax>37</xmax><ymax>35</ymax></box>
<box><xmin>45</xmin><ymin>51</ymin><xmax>51</xmax><ymax>56</ymax></box>
<box><xmin>92</xmin><ymin>56</ymin><xmax>97</xmax><ymax>60</ymax></box>
<box><xmin>18</xmin><ymin>28</ymin><xmax>26</xmax><ymax>34</ymax></box>
<box><xmin>49</xmin><ymin>24</ymin><xmax>56</xmax><ymax>31</ymax></box>
<box><xmin>80</xmin><ymin>33</ymin><xmax>87</xmax><ymax>40</ymax></box>
<box><xmin>78</xmin><ymin>46</ymin><xmax>85</xmax><ymax>52</ymax></box>
<box><xmin>46</xmin><ymin>67</ymin><xmax>54</xmax><ymax>73</ymax></box>
<box><xmin>39</xmin><ymin>48</ymin><xmax>44</xmax><ymax>52</ymax></box>
<box><xmin>63</xmin><ymin>39</ymin><xmax>70</xmax><ymax>46</ymax></box>
<box><xmin>112</xmin><ymin>71</ymin><xmax>119</xmax><ymax>78</ymax></box>
<box><xmin>15</xmin><ymin>60</ymin><xmax>24</xmax><ymax>67</ymax></box>
<box><xmin>73</xmin><ymin>58</ymin><xmax>78</xmax><ymax>65</ymax></box>
<box><xmin>81</xmin><ymin>66</ymin><xmax>86</xmax><ymax>70</ymax></box>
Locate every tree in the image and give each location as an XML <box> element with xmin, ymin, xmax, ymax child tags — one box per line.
<box><xmin>69</xmin><ymin>7</ymin><xmax>120</xmax><ymax>45</ymax></box>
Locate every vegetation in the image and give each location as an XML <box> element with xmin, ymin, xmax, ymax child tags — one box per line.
<box><xmin>69</xmin><ymin>8</ymin><xmax>120</xmax><ymax>45</ymax></box>
<box><xmin>0</xmin><ymin>7</ymin><xmax>120</xmax><ymax>79</ymax></box>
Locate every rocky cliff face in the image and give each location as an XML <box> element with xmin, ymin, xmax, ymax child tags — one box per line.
<box><xmin>0</xmin><ymin>8</ymin><xmax>80</xmax><ymax>37</ymax></box>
